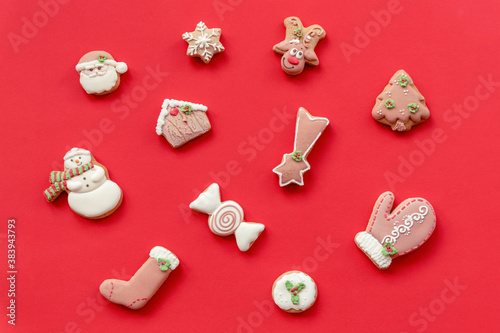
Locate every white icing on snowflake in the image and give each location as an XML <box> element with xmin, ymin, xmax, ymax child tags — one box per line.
<box><xmin>182</xmin><ymin>21</ymin><xmax>224</xmax><ymax>63</ymax></box>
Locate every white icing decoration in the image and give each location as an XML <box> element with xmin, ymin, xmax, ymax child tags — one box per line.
<box><xmin>381</xmin><ymin>206</ymin><xmax>428</xmax><ymax>245</ymax></box>
<box><xmin>182</xmin><ymin>21</ymin><xmax>225</xmax><ymax>62</ymax></box>
<box><xmin>272</xmin><ymin>272</ymin><xmax>317</xmax><ymax>311</ymax></box>
<box><xmin>68</xmin><ymin>178</ymin><xmax>122</xmax><ymax>218</ymax></box>
<box><xmin>76</xmin><ymin>59</ymin><xmax>128</xmax><ymax>74</ymax></box>
<box><xmin>149</xmin><ymin>246</ymin><xmax>179</xmax><ymax>270</ymax></box>
<box><xmin>289</xmin><ymin>39</ymin><xmax>300</xmax><ymax>44</ymax></box>
<box><xmin>189</xmin><ymin>183</ymin><xmax>265</xmax><ymax>252</ymax></box>
<box><xmin>272</xmin><ymin>109</ymin><xmax>329</xmax><ymax>186</ymax></box>
<box><xmin>355</xmin><ymin>232</ymin><xmax>392</xmax><ymax>269</ymax></box>
<box><xmin>79</xmin><ymin>68</ymin><xmax>118</xmax><ymax>94</ymax></box>
<box><xmin>64</xmin><ymin>147</ymin><xmax>90</xmax><ymax>161</ymax></box>
<box><xmin>156</xmin><ymin>99</ymin><xmax>208</xmax><ymax>135</ymax></box>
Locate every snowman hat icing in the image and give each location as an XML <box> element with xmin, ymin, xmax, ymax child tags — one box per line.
<box><xmin>64</xmin><ymin>147</ymin><xmax>91</xmax><ymax>160</ymax></box>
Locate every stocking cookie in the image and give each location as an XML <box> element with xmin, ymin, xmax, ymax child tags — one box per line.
<box><xmin>189</xmin><ymin>183</ymin><xmax>265</xmax><ymax>252</ymax></box>
<box><xmin>75</xmin><ymin>51</ymin><xmax>127</xmax><ymax>95</ymax></box>
<box><xmin>182</xmin><ymin>21</ymin><xmax>224</xmax><ymax>64</ymax></box>
<box><xmin>43</xmin><ymin>147</ymin><xmax>123</xmax><ymax>219</ymax></box>
<box><xmin>355</xmin><ymin>192</ymin><xmax>436</xmax><ymax>269</ymax></box>
<box><xmin>272</xmin><ymin>271</ymin><xmax>317</xmax><ymax>313</ymax></box>
<box><xmin>156</xmin><ymin>99</ymin><xmax>211</xmax><ymax>148</ymax></box>
<box><xmin>372</xmin><ymin>70</ymin><xmax>430</xmax><ymax>131</ymax></box>
<box><xmin>273</xmin><ymin>107</ymin><xmax>329</xmax><ymax>186</ymax></box>
<box><xmin>273</xmin><ymin>17</ymin><xmax>326</xmax><ymax>75</ymax></box>
<box><xmin>99</xmin><ymin>246</ymin><xmax>179</xmax><ymax>310</ymax></box>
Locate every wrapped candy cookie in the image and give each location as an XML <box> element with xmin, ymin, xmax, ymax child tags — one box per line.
<box><xmin>190</xmin><ymin>183</ymin><xmax>265</xmax><ymax>252</ymax></box>
<box><xmin>43</xmin><ymin>147</ymin><xmax>123</xmax><ymax>219</ymax></box>
<box><xmin>355</xmin><ymin>192</ymin><xmax>436</xmax><ymax>269</ymax></box>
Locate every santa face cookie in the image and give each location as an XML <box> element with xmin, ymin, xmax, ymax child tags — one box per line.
<box><xmin>272</xmin><ymin>271</ymin><xmax>317</xmax><ymax>313</ymax></box>
<box><xmin>372</xmin><ymin>70</ymin><xmax>430</xmax><ymax>131</ymax></box>
<box><xmin>355</xmin><ymin>192</ymin><xmax>436</xmax><ymax>269</ymax></box>
<box><xmin>156</xmin><ymin>99</ymin><xmax>211</xmax><ymax>148</ymax></box>
<box><xmin>273</xmin><ymin>17</ymin><xmax>326</xmax><ymax>75</ymax></box>
<box><xmin>99</xmin><ymin>246</ymin><xmax>179</xmax><ymax>310</ymax></box>
<box><xmin>76</xmin><ymin>51</ymin><xmax>128</xmax><ymax>95</ymax></box>
<box><xmin>44</xmin><ymin>147</ymin><xmax>123</xmax><ymax>219</ymax></box>
<box><xmin>190</xmin><ymin>183</ymin><xmax>265</xmax><ymax>252</ymax></box>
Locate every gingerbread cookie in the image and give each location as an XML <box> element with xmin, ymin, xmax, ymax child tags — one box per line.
<box><xmin>156</xmin><ymin>99</ymin><xmax>211</xmax><ymax>148</ymax></box>
<box><xmin>99</xmin><ymin>246</ymin><xmax>179</xmax><ymax>310</ymax></box>
<box><xmin>272</xmin><ymin>271</ymin><xmax>317</xmax><ymax>313</ymax></box>
<box><xmin>75</xmin><ymin>51</ymin><xmax>127</xmax><ymax>95</ymax></box>
<box><xmin>355</xmin><ymin>192</ymin><xmax>436</xmax><ymax>269</ymax></box>
<box><xmin>372</xmin><ymin>70</ymin><xmax>430</xmax><ymax>131</ymax></box>
<box><xmin>190</xmin><ymin>183</ymin><xmax>265</xmax><ymax>252</ymax></box>
<box><xmin>43</xmin><ymin>147</ymin><xmax>123</xmax><ymax>219</ymax></box>
<box><xmin>182</xmin><ymin>21</ymin><xmax>224</xmax><ymax>63</ymax></box>
<box><xmin>273</xmin><ymin>107</ymin><xmax>329</xmax><ymax>186</ymax></box>
<box><xmin>273</xmin><ymin>17</ymin><xmax>326</xmax><ymax>75</ymax></box>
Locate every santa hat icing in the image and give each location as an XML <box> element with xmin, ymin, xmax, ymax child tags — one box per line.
<box><xmin>75</xmin><ymin>51</ymin><xmax>128</xmax><ymax>74</ymax></box>
<box><xmin>64</xmin><ymin>147</ymin><xmax>91</xmax><ymax>160</ymax></box>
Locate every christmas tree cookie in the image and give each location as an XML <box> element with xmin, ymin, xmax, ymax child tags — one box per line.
<box><xmin>372</xmin><ymin>70</ymin><xmax>430</xmax><ymax>131</ymax></box>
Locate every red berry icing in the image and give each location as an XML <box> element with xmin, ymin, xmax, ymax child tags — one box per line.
<box><xmin>170</xmin><ymin>108</ymin><xmax>179</xmax><ymax>116</ymax></box>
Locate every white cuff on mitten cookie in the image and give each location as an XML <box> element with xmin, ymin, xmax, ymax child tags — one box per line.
<box><xmin>355</xmin><ymin>232</ymin><xmax>392</xmax><ymax>269</ymax></box>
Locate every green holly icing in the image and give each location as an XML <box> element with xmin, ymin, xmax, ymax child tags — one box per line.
<box><xmin>291</xmin><ymin>151</ymin><xmax>303</xmax><ymax>162</ymax></box>
<box><xmin>398</xmin><ymin>75</ymin><xmax>409</xmax><ymax>87</ymax></box>
<box><xmin>382</xmin><ymin>242</ymin><xmax>398</xmax><ymax>256</ymax></box>
<box><xmin>181</xmin><ymin>104</ymin><xmax>192</xmax><ymax>114</ymax></box>
<box><xmin>385</xmin><ymin>99</ymin><xmax>395</xmax><ymax>109</ymax></box>
<box><xmin>97</xmin><ymin>54</ymin><xmax>107</xmax><ymax>63</ymax></box>
<box><xmin>157</xmin><ymin>258</ymin><xmax>171</xmax><ymax>271</ymax></box>
<box><xmin>408</xmin><ymin>103</ymin><xmax>419</xmax><ymax>113</ymax></box>
<box><xmin>285</xmin><ymin>280</ymin><xmax>305</xmax><ymax>305</ymax></box>
<box><xmin>294</xmin><ymin>28</ymin><xmax>303</xmax><ymax>37</ymax></box>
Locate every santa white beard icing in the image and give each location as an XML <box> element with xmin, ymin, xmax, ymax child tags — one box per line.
<box><xmin>79</xmin><ymin>67</ymin><xmax>119</xmax><ymax>95</ymax></box>
<box><xmin>44</xmin><ymin>147</ymin><xmax>123</xmax><ymax>219</ymax></box>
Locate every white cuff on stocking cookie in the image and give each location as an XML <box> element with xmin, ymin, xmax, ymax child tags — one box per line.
<box><xmin>355</xmin><ymin>192</ymin><xmax>436</xmax><ymax>269</ymax></box>
<box><xmin>190</xmin><ymin>183</ymin><xmax>265</xmax><ymax>252</ymax></box>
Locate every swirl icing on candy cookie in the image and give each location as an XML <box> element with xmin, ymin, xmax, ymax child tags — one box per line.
<box><xmin>372</xmin><ymin>70</ymin><xmax>430</xmax><ymax>131</ymax></box>
<box><xmin>272</xmin><ymin>271</ymin><xmax>317</xmax><ymax>313</ymax></box>
<box><xmin>190</xmin><ymin>183</ymin><xmax>265</xmax><ymax>252</ymax></box>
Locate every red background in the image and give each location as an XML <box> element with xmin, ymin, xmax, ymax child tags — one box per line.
<box><xmin>1</xmin><ymin>0</ymin><xmax>500</xmax><ymax>332</ymax></box>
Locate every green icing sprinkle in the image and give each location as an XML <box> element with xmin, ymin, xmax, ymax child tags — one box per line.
<box><xmin>181</xmin><ymin>104</ymin><xmax>193</xmax><ymax>114</ymax></box>
<box><xmin>294</xmin><ymin>28</ymin><xmax>303</xmax><ymax>37</ymax></box>
<box><xmin>97</xmin><ymin>54</ymin><xmax>107</xmax><ymax>63</ymax></box>
<box><xmin>385</xmin><ymin>99</ymin><xmax>395</xmax><ymax>109</ymax></box>
<box><xmin>398</xmin><ymin>75</ymin><xmax>408</xmax><ymax>87</ymax></box>
<box><xmin>157</xmin><ymin>258</ymin><xmax>171</xmax><ymax>271</ymax></box>
<box><xmin>382</xmin><ymin>242</ymin><xmax>398</xmax><ymax>256</ymax></box>
<box><xmin>291</xmin><ymin>151</ymin><xmax>303</xmax><ymax>162</ymax></box>
<box><xmin>286</xmin><ymin>280</ymin><xmax>305</xmax><ymax>305</ymax></box>
<box><xmin>408</xmin><ymin>103</ymin><xmax>419</xmax><ymax>113</ymax></box>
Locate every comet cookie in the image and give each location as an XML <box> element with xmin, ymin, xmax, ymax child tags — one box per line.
<box><xmin>43</xmin><ymin>147</ymin><xmax>123</xmax><ymax>219</ymax></box>
<box><xmin>273</xmin><ymin>16</ymin><xmax>326</xmax><ymax>75</ymax></box>
<box><xmin>355</xmin><ymin>192</ymin><xmax>436</xmax><ymax>269</ymax></box>
<box><xmin>182</xmin><ymin>21</ymin><xmax>224</xmax><ymax>63</ymax></box>
<box><xmin>273</xmin><ymin>107</ymin><xmax>329</xmax><ymax>186</ymax></box>
<box><xmin>75</xmin><ymin>50</ymin><xmax>128</xmax><ymax>95</ymax></box>
<box><xmin>272</xmin><ymin>271</ymin><xmax>317</xmax><ymax>313</ymax></box>
<box><xmin>372</xmin><ymin>70</ymin><xmax>430</xmax><ymax>131</ymax></box>
<box><xmin>156</xmin><ymin>99</ymin><xmax>211</xmax><ymax>148</ymax></box>
<box><xmin>99</xmin><ymin>246</ymin><xmax>179</xmax><ymax>310</ymax></box>
<box><xmin>190</xmin><ymin>183</ymin><xmax>265</xmax><ymax>252</ymax></box>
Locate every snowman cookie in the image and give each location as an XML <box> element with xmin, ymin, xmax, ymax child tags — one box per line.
<box><xmin>75</xmin><ymin>51</ymin><xmax>128</xmax><ymax>95</ymax></box>
<box><xmin>44</xmin><ymin>148</ymin><xmax>123</xmax><ymax>219</ymax></box>
<box><xmin>272</xmin><ymin>271</ymin><xmax>317</xmax><ymax>313</ymax></box>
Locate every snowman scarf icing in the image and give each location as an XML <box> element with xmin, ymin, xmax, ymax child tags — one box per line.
<box><xmin>44</xmin><ymin>163</ymin><xmax>94</xmax><ymax>201</ymax></box>
<box><xmin>190</xmin><ymin>183</ymin><xmax>265</xmax><ymax>252</ymax></box>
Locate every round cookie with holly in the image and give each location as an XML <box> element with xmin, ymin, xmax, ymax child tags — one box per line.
<box><xmin>272</xmin><ymin>270</ymin><xmax>317</xmax><ymax>313</ymax></box>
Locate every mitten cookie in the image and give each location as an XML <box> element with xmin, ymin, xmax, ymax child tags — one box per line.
<box><xmin>372</xmin><ymin>70</ymin><xmax>430</xmax><ymax>131</ymax></box>
<box><xmin>190</xmin><ymin>183</ymin><xmax>265</xmax><ymax>252</ymax></box>
<box><xmin>273</xmin><ymin>107</ymin><xmax>329</xmax><ymax>186</ymax></box>
<box><xmin>156</xmin><ymin>99</ymin><xmax>211</xmax><ymax>148</ymax></box>
<box><xmin>355</xmin><ymin>192</ymin><xmax>436</xmax><ymax>269</ymax></box>
<box><xmin>273</xmin><ymin>17</ymin><xmax>326</xmax><ymax>75</ymax></box>
<box><xmin>43</xmin><ymin>147</ymin><xmax>123</xmax><ymax>219</ymax></box>
<box><xmin>99</xmin><ymin>246</ymin><xmax>179</xmax><ymax>310</ymax></box>
<box><xmin>272</xmin><ymin>271</ymin><xmax>317</xmax><ymax>313</ymax></box>
<box><xmin>75</xmin><ymin>51</ymin><xmax>127</xmax><ymax>95</ymax></box>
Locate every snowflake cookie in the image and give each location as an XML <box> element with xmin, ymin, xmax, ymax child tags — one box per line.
<box><xmin>182</xmin><ymin>21</ymin><xmax>224</xmax><ymax>64</ymax></box>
